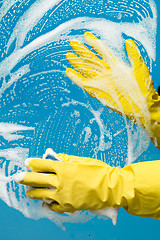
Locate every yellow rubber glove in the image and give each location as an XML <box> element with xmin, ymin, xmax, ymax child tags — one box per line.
<box><xmin>66</xmin><ymin>32</ymin><xmax>160</xmax><ymax>149</ymax></box>
<box><xmin>15</xmin><ymin>153</ymin><xmax>160</xmax><ymax>220</ymax></box>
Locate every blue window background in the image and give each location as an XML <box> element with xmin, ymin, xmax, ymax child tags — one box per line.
<box><xmin>0</xmin><ymin>0</ymin><xmax>160</xmax><ymax>239</ymax></box>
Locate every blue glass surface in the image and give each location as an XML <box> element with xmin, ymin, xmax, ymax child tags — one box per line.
<box><xmin>0</xmin><ymin>0</ymin><xmax>160</xmax><ymax>239</ymax></box>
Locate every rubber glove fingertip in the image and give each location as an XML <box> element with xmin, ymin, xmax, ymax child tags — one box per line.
<box><xmin>125</xmin><ymin>39</ymin><xmax>133</xmax><ymax>45</ymax></box>
<box><xmin>66</xmin><ymin>52</ymin><xmax>75</xmax><ymax>60</ymax></box>
<box><xmin>84</xmin><ymin>31</ymin><xmax>98</xmax><ymax>41</ymax></box>
<box><xmin>25</xmin><ymin>158</ymin><xmax>33</xmax><ymax>169</ymax></box>
<box><xmin>65</xmin><ymin>68</ymin><xmax>77</xmax><ymax>78</ymax></box>
<box><xmin>84</xmin><ymin>31</ymin><xmax>92</xmax><ymax>38</ymax></box>
<box><xmin>125</xmin><ymin>39</ymin><xmax>138</xmax><ymax>53</ymax></box>
<box><xmin>66</xmin><ymin>52</ymin><xmax>71</xmax><ymax>58</ymax></box>
<box><xmin>25</xmin><ymin>191</ymin><xmax>32</xmax><ymax>198</ymax></box>
<box><xmin>70</xmin><ymin>39</ymin><xmax>78</xmax><ymax>46</ymax></box>
<box><xmin>65</xmin><ymin>68</ymin><xmax>70</xmax><ymax>74</ymax></box>
<box><xmin>14</xmin><ymin>172</ymin><xmax>26</xmax><ymax>183</ymax></box>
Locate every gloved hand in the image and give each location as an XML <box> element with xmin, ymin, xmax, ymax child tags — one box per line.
<box><xmin>66</xmin><ymin>32</ymin><xmax>160</xmax><ymax>149</ymax></box>
<box><xmin>15</xmin><ymin>152</ymin><xmax>160</xmax><ymax>220</ymax></box>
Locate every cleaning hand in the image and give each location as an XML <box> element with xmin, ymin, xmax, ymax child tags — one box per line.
<box><xmin>66</xmin><ymin>32</ymin><xmax>160</xmax><ymax>149</ymax></box>
<box><xmin>15</xmin><ymin>152</ymin><xmax>160</xmax><ymax>220</ymax></box>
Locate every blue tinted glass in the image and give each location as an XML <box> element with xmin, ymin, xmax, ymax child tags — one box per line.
<box><xmin>0</xmin><ymin>0</ymin><xmax>160</xmax><ymax>239</ymax></box>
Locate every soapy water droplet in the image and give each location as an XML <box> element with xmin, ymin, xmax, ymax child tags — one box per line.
<box><xmin>0</xmin><ymin>0</ymin><xmax>156</xmax><ymax>228</ymax></box>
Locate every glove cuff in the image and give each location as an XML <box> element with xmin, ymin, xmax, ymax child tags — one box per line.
<box><xmin>147</xmin><ymin>91</ymin><xmax>160</xmax><ymax>149</ymax></box>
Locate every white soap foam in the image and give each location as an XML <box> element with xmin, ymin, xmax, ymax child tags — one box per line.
<box><xmin>0</xmin><ymin>0</ymin><xmax>19</xmax><ymax>21</ymax></box>
<box><xmin>6</xmin><ymin>0</ymin><xmax>63</xmax><ymax>52</ymax></box>
<box><xmin>0</xmin><ymin>147</ymin><xmax>29</xmax><ymax>163</ymax></box>
<box><xmin>0</xmin><ymin>122</ymin><xmax>34</xmax><ymax>141</ymax></box>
